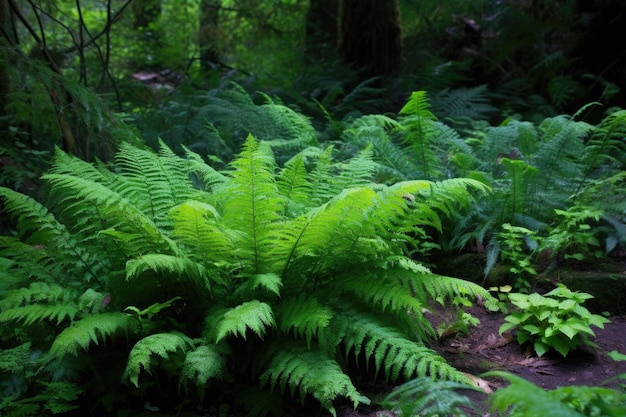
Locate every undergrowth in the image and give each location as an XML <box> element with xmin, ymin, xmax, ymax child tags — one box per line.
<box><xmin>0</xmin><ymin>133</ymin><xmax>495</xmax><ymax>416</ymax></box>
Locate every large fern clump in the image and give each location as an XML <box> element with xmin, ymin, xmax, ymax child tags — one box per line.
<box><xmin>0</xmin><ymin>134</ymin><xmax>495</xmax><ymax>415</ymax></box>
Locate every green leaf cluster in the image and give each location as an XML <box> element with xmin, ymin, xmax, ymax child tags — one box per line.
<box><xmin>499</xmin><ymin>284</ymin><xmax>610</xmax><ymax>357</ymax></box>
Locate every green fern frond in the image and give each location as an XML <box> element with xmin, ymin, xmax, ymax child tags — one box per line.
<box><xmin>48</xmin><ymin>147</ymin><xmax>117</xmax><ymax>185</ymax></box>
<box><xmin>124</xmin><ymin>332</ymin><xmax>194</xmax><ymax>387</ymax></box>
<box><xmin>486</xmin><ymin>371</ymin><xmax>586</xmax><ymax>417</ymax></box>
<box><xmin>126</xmin><ymin>254</ymin><xmax>209</xmax><ymax>294</ymax></box>
<box><xmin>275</xmin><ymin>295</ymin><xmax>333</xmax><ymax>348</ymax></box>
<box><xmin>215</xmin><ymin>300</ymin><xmax>275</xmax><ymax>342</ymax></box>
<box><xmin>114</xmin><ymin>141</ymin><xmax>195</xmax><ymax>227</ymax></box>
<box><xmin>50</xmin><ymin>312</ymin><xmax>136</xmax><ymax>357</ymax></box>
<box><xmin>41</xmin><ymin>173</ymin><xmax>172</xmax><ymax>254</ymax></box>
<box><xmin>334</xmin><ymin>307</ymin><xmax>469</xmax><ymax>383</ymax></box>
<box><xmin>418</xmin><ymin>274</ymin><xmax>497</xmax><ymax>311</ymax></box>
<box><xmin>397</xmin><ymin>91</ymin><xmax>444</xmax><ymax>179</ymax></box>
<box><xmin>0</xmin><ymin>282</ymin><xmax>76</xmax><ymax>310</ymax></box>
<box><xmin>400</xmin><ymin>91</ymin><xmax>436</xmax><ymax>120</ymax></box>
<box><xmin>182</xmin><ymin>146</ymin><xmax>227</xmax><ymax>190</ymax></box>
<box><xmin>222</xmin><ymin>135</ymin><xmax>284</xmax><ymax>273</ymax></box>
<box><xmin>0</xmin><ymin>188</ymin><xmax>99</xmax><ymax>281</ymax></box>
<box><xmin>234</xmin><ymin>272</ymin><xmax>283</xmax><ymax>297</ymax></box>
<box><xmin>260</xmin><ymin>343</ymin><xmax>366</xmax><ymax>416</ymax></box>
<box><xmin>169</xmin><ymin>200</ymin><xmax>237</xmax><ymax>267</ymax></box>
<box><xmin>0</xmin><ymin>303</ymin><xmax>80</xmax><ymax>326</ymax></box>
<box><xmin>276</xmin><ymin>153</ymin><xmax>314</xmax><ymax>215</ymax></box>
<box><xmin>261</xmin><ymin>103</ymin><xmax>318</xmax><ymax>158</ymax></box>
<box><xmin>548</xmin><ymin>75</ymin><xmax>581</xmax><ymax>109</ymax></box>
<box><xmin>532</xmin><ymin>115</ymin><xmax>592</xmax><ymax>196</ymax></box>
<box><xmin>332</xmin><ymin>146</ymin><xmax>378</xmax><ymax>190</ymax></box>
<box><xmin>383</xmin><ymin>377</ymin><xmax>481</xmax><ymax>417</ymax></box>
<box><xmin>180</xmin><ymin>344</ymin><xmax>228</xmax><ymax>394</ymax></box>
<box><xmin>297</xmin><ymin>186</ymin><xmax>380</xmax><ymax>262</ymax></box>
<box><xmin>341</xmin><ymin>274</ymin><xmax>424</xmax><ymax>316</ymax></box>
<box><xmin>343</xmin><ymin>121</ymin><xmax>415</xmax><ymax>183</ymax></box>
<box><xmin>431</xmin><ymin>85</ymin><xmax>496</xmax><ymax>120</ymax></box>
<box><xmin>0</xmin><ymin>343</ymin><xmax>33</xmax><ymax>373</ymax></box>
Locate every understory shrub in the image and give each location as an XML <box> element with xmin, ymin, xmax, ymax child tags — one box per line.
<box><xmin>0</xmin><ymin>135</ymin><xmax>496</xmax><ymax>416</ymax></box>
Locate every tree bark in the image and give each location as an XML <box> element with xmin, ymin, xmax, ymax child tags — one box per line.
<box><xmin>338</xmin><ymin>0</ymin><xmax>403</xmax><ymax>80</ymax></box>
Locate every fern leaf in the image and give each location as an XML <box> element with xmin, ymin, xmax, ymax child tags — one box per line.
<box><xmin>180</xmin><ymin>344</ymin><xmax>227</xmax><ymax>391</ymax></box>
<box><xmin>126</xmin><ymin>253</ymin><xmax>209</xmax><ymax>292</ymax></box>
<box><xmin>124</xmin><ymin>332</ymin><xmax>193</xmax><ymax>387</ymax></box>
<box><xmin>486</xmin><ymin>371</ymin><xmax>585</xmax><ymax>417</ymax></box>
<box><xmin>50</xmin><ymin>312</ymin><xmax>136</xmax><ymax>357</ymax></box>
<box><xmin>260</xmin><ymin>343</ymin><xmax>366</xmax><ymax>416</ymax></box>
<box><xmin>400</xmin><ymin>91</ymin><xmax>436</xmax><ymax>120</ymax></box>
<box><xmin>222</xmin><ymin>135</ymin><xmax>284</xmax><ymax>273</ymax></box>
<box><xmin>0</xmin><ymin>343</ymin><xmax>33</xmax><ymax>373</ymax></box>
<box><xmin>234</xmin><ymin>272</ymin><xmax>283</xmax><ymax>297</ymax></box>
<box><xmin>0</xmin><ymin>303</ymin><xmax>80</xmax><ymax>326</ymax></box>
<box><xmin>182</xmin><ymin>145</ymin><xmax>227</xmax><ymax>190</ymax></box>
<box><xmin>431</xmin><ymin>85</ymin><xmax>496</xmax><ymax>120</ymax></box>
<box><xmin>113</xmin><ymin>141</ymin><xmax>194</xmax><ymax>227</ymax></box>
<box><xmin>215</xmin><ymin>300</ymin><xmax>275</xmax><ymax>342</ymax></box>
<box><xmin>169</xmin><ymin>200</ymin><xmax>237</xmax><ymax>267</ymax></box>
<box><xmin>341</xmin><ymin>274</ymin><xmax>424</xmax><ymax>316</ymax></box>
<box><xmin>334</xmin><ymin>306</ymin><xmax>470</xmax><ymax>383</ymax></box>
<box><xmin>383</xmin><ymin>377</ymin><xmax>481</xmax><ymax>417</ymax></box>
<box><xmin>0</xmin><ymin>282</ymin><xmax>76</xmax><ymax>310</ymax></box>
<box><xmin>0</xmin><ymin>187</ymin><xmax>102</xmax><ymax>282</ymax></box>
<box><xmin>275</xmin><ymin>295</ymin><xmax>333</xmax><ymax>348</ymax></box>
<box><xmin>276</xmin><ymin>153</ymin><xmax>314</xmax><ymax>215</ymax></box>
<box><xmin>418</xmin><ymin>273</ymin><xmax>498</xmax><ymax>311</ymax></box>
<box><xmin>41</xmin><ymin>173</ymin><xmax>172</xmax><ymax>253</ymax></box>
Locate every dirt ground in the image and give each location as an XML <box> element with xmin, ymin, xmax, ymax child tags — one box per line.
<box><xmin>329</xmin><ymin>303</ymin><xmax>626</xmax><ymax>417</ymax></box>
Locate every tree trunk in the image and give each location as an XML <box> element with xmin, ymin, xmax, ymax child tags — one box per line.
<box><xmin>198</xmin><ymin>0</ymin><xmax>221</xmax><ymax>74</ymax></box>
<box><xmin>338</xmin><ymin>0</ymin><xmax>403</xmax><ymax>80</ymax></box>
<box><xmin>0</xmin><ymin>0</ymin><xmax>16</xmax><ymax>113</ymax></box>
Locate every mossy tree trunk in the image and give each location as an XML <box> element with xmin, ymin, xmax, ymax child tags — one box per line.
<box><xmin>338</xmin><ymin>0</ymin><xmax>403</xmax><ymax>80</ymax></box>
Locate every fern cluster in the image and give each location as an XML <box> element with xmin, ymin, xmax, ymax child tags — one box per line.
<box><xmin>341</xmin><ymin>90</ymin><xmax>626</xmax><ymax>277</ymax></box>
<box><xmin>0</xmin><ymin>134</ymin><xmax>495</xmax><ymax>415</ymax></box>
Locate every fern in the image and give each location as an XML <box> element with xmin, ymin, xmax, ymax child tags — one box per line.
<box><xmin>260</xmin><ymin>343</ymin><xmax>366</xmax><ymax>417</ymax></box>
<box><xmin>124</xmin><ymin>332</ymin><xmax>194</xmax><ymax>387</ymax></box>
<box><xmin>50</xmin><ymin>312</ymin><xmax>136</xmax><ymax>357</ymax></box>
<box><xmin>1</xmin><ymin>133</ymin><xmax>497</xmax><ymax>415</ymax></box>
<box><xmin>180</xmin><ymin>343</ymin><xmax>228</xmax><ymax>392</ymax></box>
<box><xmin>214</xmin><ymin>300</ymin><xmax>275</xmax><ymax>342</ymax></box>
<box><xmin>275</xmin><ymin>295</ymin><xmax>333</xmax><ymax>349</ymax></box>
<box><xmin>382</xmin><ymin>377</ymin><xmax>481</xmax><ymax>417</ymax></box>
<box><xmin>332</xmin><ymin>305</ymin><xmax>469</xmax><ymax>383</ymax></box>
<box><xmin>431</xmin><ymin>84</ymin><xmax>497</xmax><ymax>120</ymax></box>
<box><xmin>485</xmin><ymin>371</ymin><xmax>626</xmax><ymax>417</ymax></box>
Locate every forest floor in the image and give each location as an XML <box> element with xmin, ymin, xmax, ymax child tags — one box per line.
<box><xmin>330</xmin><ymin>302</ymin><xmax>626</xmax><ymax>417</ymax></box>
<box><xmin>329</xmin><ymin>256</ymin><xmax>626</xmax><ymax>417</ymax></box>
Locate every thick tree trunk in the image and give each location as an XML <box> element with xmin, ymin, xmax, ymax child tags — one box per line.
<box><xmin>338</xmin><ymin>0</ymin><xmax>403</xmax><ymax>79</ymax></box>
